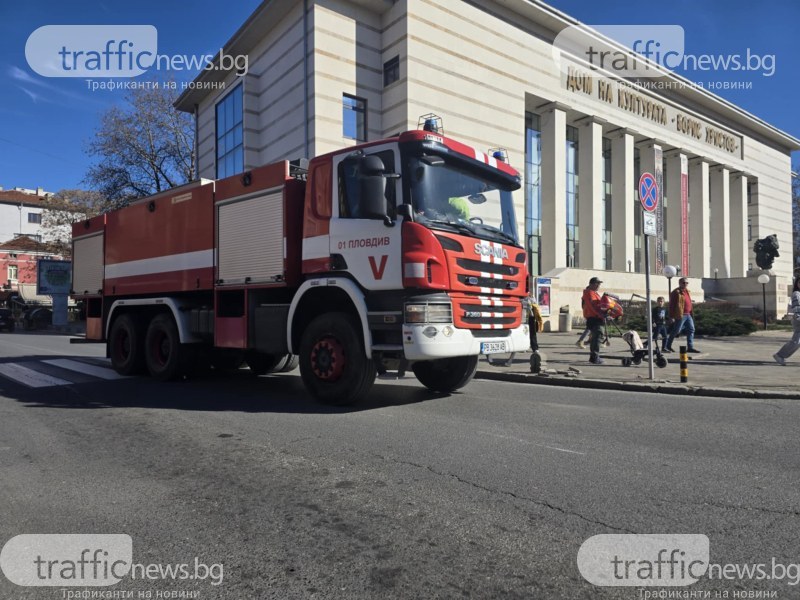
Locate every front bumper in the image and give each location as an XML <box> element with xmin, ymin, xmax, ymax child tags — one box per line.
<box><xmin>401</xmin><ymin>322</ymin><xmax>529</xmax><ymax>361</ymax></box>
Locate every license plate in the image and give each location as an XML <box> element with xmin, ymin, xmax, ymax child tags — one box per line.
<box><xmin>480</xmin><ymin>341</ymin><xmax>507</xmax><ymax>354</ymax></box>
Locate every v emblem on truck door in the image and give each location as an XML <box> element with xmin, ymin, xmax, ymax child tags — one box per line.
<box><xmin>368</xmin><ymin>255</ymin><xmax>388</xmax><ymax>280</ymax></box>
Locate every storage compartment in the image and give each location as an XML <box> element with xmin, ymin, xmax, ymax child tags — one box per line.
<box><xmin>217</xmin><ymin>189</ymin><xmax>285</xmax><ymax>285</ymax></box>
<box><xmin>72</xmin><ymin>232</ymin><xmax>104</xmax><ymax>296</ymax></box>
<box><xmin>104</xmin><ymin>180</ymin><xmax>215</xmax><ymax>296</ymax></box>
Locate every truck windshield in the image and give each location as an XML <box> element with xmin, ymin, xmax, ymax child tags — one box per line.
<box><xmin>403</xmin><ymin>153</ymin><xmax>519</xmax><ymax>246</ymax></box>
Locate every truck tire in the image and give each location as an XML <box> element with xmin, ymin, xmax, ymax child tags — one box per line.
<box><xmin>412</xmin><ymin>356</ymin><xmax>478</xmax><ymax>393</ymax></box>
<box><xmin>109</xmin><ymin>313</ymin><xmax>145</xmax><ymax>375</ymax></box>
<box><xmin>246</xmin><ymin>352</ymin><xmax>285</xmax><ymax>375</ymax></box>
<box><xmin>279</xmin><ymin>355</ymin><xmax>299</xmax><ymax>373</ymax></box>
<box><xmin>144</xmin><ymin>313</ymin><xmax>185</xmax><ymax>381</ymax></box>
<box><xmin>299</xmin><ymin>312</ymin><xmax>375</xmax><ymax>406</ymax></box>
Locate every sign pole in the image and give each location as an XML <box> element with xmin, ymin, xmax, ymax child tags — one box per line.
<box><xmin>644</xmin><ymin>223</ymin><xmax>654</xmax><ymax>380</ymax></box>
<box><xmin>639</xmin><ymin>171</ymin><xmax>659</xmax><ymax>381</ymax></box>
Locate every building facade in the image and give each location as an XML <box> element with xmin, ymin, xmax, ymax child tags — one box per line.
<box><xmin>0</xmin><ymin>189</ymin><xmax>52</xmax><ymax>244</ymax></box>
<box><xmin>175</xmin><ymin>0</ymin><xmax>799</xmax><ymax>326</ymax></box>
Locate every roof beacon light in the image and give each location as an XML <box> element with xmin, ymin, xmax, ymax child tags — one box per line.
<box><xmin>489</xmin><ymin>148</ymin><xmax>509</xmax><ymax>163</ymax></box>
<box><xmin>418</xmin><ymin>113</ymin><xmax>443</xmax><ymax>135</ymax></box>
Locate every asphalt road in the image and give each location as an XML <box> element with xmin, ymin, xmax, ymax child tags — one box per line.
<box><xmin>0</xmin><ymin>333</ymin><xmax>799</xmax><ymax>599</ymax></box>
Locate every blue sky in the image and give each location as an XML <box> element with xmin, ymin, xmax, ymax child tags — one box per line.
<box><xmin>0</xmin><ymin>1</ymin><xmax>797</xmax><ymax>193</ymax></box>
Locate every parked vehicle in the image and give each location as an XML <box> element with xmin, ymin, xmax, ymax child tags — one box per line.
<box><xmin>0</xmin><ymin>308</ymin><xmax>15</xmax><ymax>332</ymax></box>
<box><xmin>71</xmin><ymin>117</ymin><xmax>529</xmax><ymax>405</ymax></box>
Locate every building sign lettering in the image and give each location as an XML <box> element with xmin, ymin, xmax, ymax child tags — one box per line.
<box><xmin>563</xmin><ymin>66</ymin><xmax>741</xmax><ymax>156</ymax></box>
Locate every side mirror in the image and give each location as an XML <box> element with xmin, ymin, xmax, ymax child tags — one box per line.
<box><xmin>357</xmin><ymin>155</ymin><xmax>395</xmax><ymax>225</ymax></box>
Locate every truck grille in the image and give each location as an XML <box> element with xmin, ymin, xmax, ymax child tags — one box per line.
<box><xmin>451</xmin><ymin>295</ymin><xmax>523</xmax><ymax>330</ymax></box>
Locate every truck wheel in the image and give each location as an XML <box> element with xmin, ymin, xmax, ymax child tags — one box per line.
<box><xmin>279</xmin><ymin>355</ymin><xmax>299</xmax><ymax>373</ymax></box>
<box><xmin>145</xmin><ymin>314</ymin><xmax>185</xmax><ymax>381</ymax></box>
<box><xmin>109</xmin><ymin>313</ymin><xmax>145</xmax><ymax>375</ymax></box>
<box><xmin>412</xmin><ymin>356</ymin><xmax>478</xmax><ymax>393</ymax></box>
<box><xmin>246</xmin><ymin>352</ymin><xmax>285</xmax><ymax>375</ymax></box>
<box><xmin>299</xmin><ymin>312</ymin><xmax>375</xmax><ymax>406</ymax></box>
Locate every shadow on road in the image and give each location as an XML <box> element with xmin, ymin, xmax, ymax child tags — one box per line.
<box><xmin>0</xmin><ymin>355</ymin><xmax>451</xmax><ymax>414</ymax></box>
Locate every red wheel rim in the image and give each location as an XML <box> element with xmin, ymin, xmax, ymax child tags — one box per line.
<box><xmin>115</xmin><ymin>330</ymin><xmax>131</xmax><ymax>360</ymax></box>
<box><xmin>150</xmin><ymin>331</ymin><xmax>169</xmax><ymax>366</ymax></box>
<box><xmin>310</xmin><ymin>335</ymin><xmax>345</xmax><ymax>381</ymax></box>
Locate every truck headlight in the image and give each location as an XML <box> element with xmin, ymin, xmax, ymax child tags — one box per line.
<box><xmin>404</xmin><ymin>303</ymin><xmax>452</xmax><ymax>324</ymax></box>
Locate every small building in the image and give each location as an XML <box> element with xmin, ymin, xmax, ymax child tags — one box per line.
<box><xmin>0</xmin><ymin>234</ymin><xmax>62</xmax><ymax>291</ymax></box>
<box><xmin>0</xmin><ymin>188</ymin><xmax>53</xmax><ymax>243</ymax></box>
<box><xmin>175</xmin><ymin>0</ymin><xmax>800</xmax><ymax>326</ymax></box>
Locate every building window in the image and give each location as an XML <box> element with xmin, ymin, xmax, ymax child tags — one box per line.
<box><xmin>601</xmin><ymin>138</ymin><xmax>612</xmax><ymax>270</ymax></box>
<box><xmin>215</xmin><ymin>84</ymin><xmax>244</xmax><ymax>179</ymax></box>
<box><xmin>8</xmin><ymin>265</ymin><xmax>18</xmax><ymax>281</ymax></box>
<box><xmin>525</xmin><ymin>112</ymin><xmax>542</xmax><ymax>277</ymax></box>
<box><xmin>633</xmin><ymin>147</ymin><xmax>642</xmax><ymax>272</ymax></box>
<box><xmin>28</xmin><ymin>213</ymin><xmax>41</xmax><ymax>224</ymax></box>
<box><xmin>662</xmin><ymin>160</ymin><xmax>669</xmax><ymax>265</ymax></box>
<box><xmin>565</xmin><ymin>125</ymin><xmax>579</xmax><ymax>268</ymax></box>
<box><xmin>383</xmin><ymin>56</ymin><xmax>399</xmax><ymax>87</ymax></box>
<box><xmin>343</xmin><ymin>94</ymin><xmax>366</xmax><ymax>141</ymax></box>
<box><xmin>748</xmin><ymin>218</ymin><xmax>752</xmax><ymax>241</ymax></box>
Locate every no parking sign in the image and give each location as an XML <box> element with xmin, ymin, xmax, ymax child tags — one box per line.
<box><xmin>639</xmin><ymin>172</ymin><xmax>658</xmax><ymax>212</ymax></box>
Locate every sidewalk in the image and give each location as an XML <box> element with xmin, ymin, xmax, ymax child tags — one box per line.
<box><xmin>475</xmin><ymin>330</ymin><xmax>800</xmax><ymax>400</ymax></box>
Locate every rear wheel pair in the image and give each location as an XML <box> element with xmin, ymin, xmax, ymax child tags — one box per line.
<box><xmin>109</xmin><ymin>313</ymin><xmax>189</xmax><ymax>380</ymax></box>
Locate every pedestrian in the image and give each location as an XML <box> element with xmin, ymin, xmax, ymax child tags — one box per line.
<box><xmin>582</xmin><ymin>276</ymin><xmax>607</xmax><ymax>364</ymax></box>
<box><xmin>651</xmin><ymin>296</ymin><xmax>669</xmax><ymax>351</ymax></box>
<box><xmin>665</xmin><ymin>277</ymin><xmax>699</xmax><ymax>353</ymax></box>
<box><xmin>528</xmin><ymin>296</ymin><xmax>544</xmax><ymax>373</ymax></box>
<box><xmin>773</xmin><ymin>278</ymin><xmax>800</xmax><ymax>365</ymax></box>
<box><xmin>575</xmin><ymin>324</ymin><xmax>590</xmax><ymax>349</ymax></box>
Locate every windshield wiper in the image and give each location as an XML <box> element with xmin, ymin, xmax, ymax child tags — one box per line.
<box><xmin>473</xmin><ymin>223</ymin><xmax>517</xmax><ymax>245</ymax></box>
<box><xmin>422</xmin><ymin>218</ymin><xmax>476</xmax><ymax>237</ymax></box>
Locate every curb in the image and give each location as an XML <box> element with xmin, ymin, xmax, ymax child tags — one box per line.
<box><xmin>474</xmin><ymin>370</ymin><xmax>800</xmax><ymax>400</ymax></box>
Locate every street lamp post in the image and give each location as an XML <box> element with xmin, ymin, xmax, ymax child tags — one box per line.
<box><xmin>662</xmin><ymin>265</ymin><xmax>677</xmax><ymax>299</ymax></box>
<box><xmin>757</xmin><ymin>273</ymin><xmax>770</xmax><ymax>330</ymax></box>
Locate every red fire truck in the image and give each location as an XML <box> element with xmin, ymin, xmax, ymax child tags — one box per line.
<box><xmin>71</xmin><ymin>118</ymin><xmax>529</xmax><ymax>405</ymax></box>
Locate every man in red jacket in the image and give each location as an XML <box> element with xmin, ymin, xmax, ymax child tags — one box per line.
<box><xmin>582</xmin><ymin>276</ymin><xmax>607</xmax><ymax>364</ymax></box>
<box><xmin>665</xmin><ymin>277</ymin><xmax>699</xmax><ymax>353</ymax></box>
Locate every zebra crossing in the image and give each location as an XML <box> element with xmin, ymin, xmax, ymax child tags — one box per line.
<box><xmin>0</xmin><ymin>357</ymin><xmax>130</xmax><ymax>388</ymax></box>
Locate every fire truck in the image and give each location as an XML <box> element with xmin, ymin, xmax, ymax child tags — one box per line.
<box><xmin>71</xmin><ymin>117</ymin><xmax>529</xmax><ymax>405</ymax></box>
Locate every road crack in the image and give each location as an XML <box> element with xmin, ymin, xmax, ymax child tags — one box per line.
<box><xmin>373</xmin><ymin>453</ymin><xmax>634</xmax><ymax>533</ymax></box>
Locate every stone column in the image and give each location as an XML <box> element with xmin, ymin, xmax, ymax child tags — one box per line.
<box><xmin>688</xmin><ymin>159</ymin><xmax>710</xmax><ymax>278</ymax></box>
<box><xmin>610</xmin><ymin>129</ymin><xmax>634</xmax><ymax>273</ymax></box>
<box><xmin>665</xmin><ymin>151</ymin><xmax>686</xmax><ymax>270</ymax></box>
<box><xmin>729</xmin><ymin>173</ymin><xmax>748</xmax><ymax>277</ymax></box>
<box><xmin>577</xmin><ymin>117</ymin><xmax>604</xmax><ymax>270</ymax></box>
<box><xmin>709</xmin><ymin>166</ymin><xmax>731</xmax><ymax>278</ymax></box>
<box><xmin>539</xmin><ymin>104</ymin><xmax>567</xmax><ymax>272</ymax></box>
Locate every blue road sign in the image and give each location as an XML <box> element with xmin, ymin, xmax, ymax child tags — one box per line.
<box><xmin>639</xmin><ymin>172</ymin><xmax>658</xmax><ymax>212</ymax></box>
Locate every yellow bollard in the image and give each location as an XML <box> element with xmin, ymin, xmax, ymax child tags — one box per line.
<box><xmin>679</xmin><ymin>345</ymin><xmax>688</xmax><ymax>383</ymax></box>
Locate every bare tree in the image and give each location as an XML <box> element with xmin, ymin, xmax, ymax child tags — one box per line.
<box><xmin>40</xmin><ymin>189</ymin><xmax>109</xmax><ymax>257</ymax></box>
<box><xmin>85</xmin><ymin>84</ymin><xmax>194</xmax><ymax>203</ymax></box>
